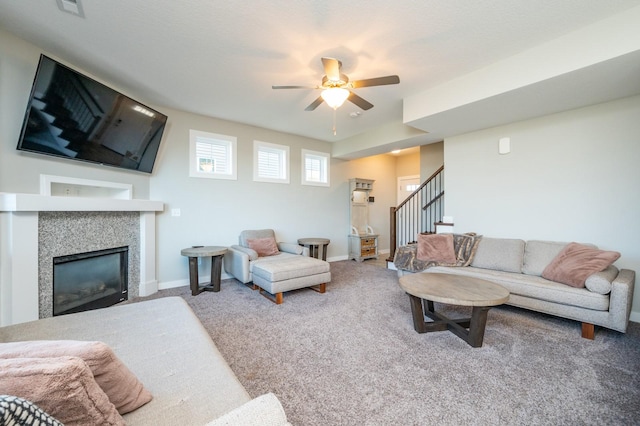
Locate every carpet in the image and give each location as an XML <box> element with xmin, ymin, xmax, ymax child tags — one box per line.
<box><xmin>138</xmin><ymin>260</ymin><xmax>640</xmax><ymax>425</ymax></box>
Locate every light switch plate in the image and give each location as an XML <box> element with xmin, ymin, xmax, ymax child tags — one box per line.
<box><xmin>499</xmin><ymin>137</ymin><xmax>510</xmax><ymax>154</ymax></box>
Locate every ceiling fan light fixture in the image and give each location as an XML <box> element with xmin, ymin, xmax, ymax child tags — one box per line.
<box><xmin>321</xmin><ymin>88</ymin><xmax>350</xmax><ymax>109</ymax></box>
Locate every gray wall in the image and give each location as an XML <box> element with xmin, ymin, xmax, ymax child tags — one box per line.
<box><xmin>420</xmin><ymin>142</ymin><xmax>444</xmax><ymax>181</ymax></box>
<box><xmin>444</xmin><ymin>95</ymin><xmax>640</xmax><ymax>320</ymax></box>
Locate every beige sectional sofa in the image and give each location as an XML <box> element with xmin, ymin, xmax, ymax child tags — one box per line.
<box><xmin>396</xmin><ymin>237</ymin><xmax>635</xmax><ymax>339</ymax></box>
<box><xmin>0</xmin><ymin>297</ymin><xmax>291</xmax><ymax>425</ymax></box>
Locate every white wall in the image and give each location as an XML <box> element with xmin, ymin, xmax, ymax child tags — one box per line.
<box><xmin>148</xmin><ymin>108</ymin><xmax>401</xmax><ymax>287</ymax></box>
<box><xmin>444</xmin><ymin>95</ymin><xmax>640</xmax><ymax>319</ymax></box>
<box><xmin>0</xmin><ymin>29</ymin><xmax>152</xmax><ymax>197</ymax></box>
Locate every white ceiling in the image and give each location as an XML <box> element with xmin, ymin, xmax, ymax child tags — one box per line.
<box><xmin>1</xmin><ymin>0</ymin><xmax>639</xmax><ymax>156</ymax></box>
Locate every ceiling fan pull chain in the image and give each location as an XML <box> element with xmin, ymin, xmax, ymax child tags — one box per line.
<box><xmin>333</xmin><ymin>108</ymin><xmax>337</xmax><ymax>136</ymax></box>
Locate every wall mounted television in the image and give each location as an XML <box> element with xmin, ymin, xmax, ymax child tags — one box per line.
<box><xmin>16</xmin><ymin>55</ymin><xmax>167</xmax><ymax>173</ymax></box>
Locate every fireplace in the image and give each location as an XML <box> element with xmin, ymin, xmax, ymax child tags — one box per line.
<box><xmin>53</xmin><ymin>246</ymin><xmax>128</xmax><ymax>316</ymax></box>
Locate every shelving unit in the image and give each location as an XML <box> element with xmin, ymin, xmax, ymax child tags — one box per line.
<box><xmin>348</xmin><ymin>178</ymin><xmax>378</xmax><ymax>262</ymax></box>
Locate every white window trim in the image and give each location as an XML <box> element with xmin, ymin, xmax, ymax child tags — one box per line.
<box><xmin>301</xmin><ymin>149</ymin><xmax>330</xmax><ymax>187</ymax></box>
<box><xmin>253</xmin><ymin>140</ymin><xmax>290</xmax><ymax>184</ymax></box>
<box><xmin>189</xmin><ymin>130</ymin><xmax>237</xmax><ymax>180</ymax></box>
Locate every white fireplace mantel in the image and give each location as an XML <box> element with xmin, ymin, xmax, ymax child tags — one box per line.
<box><xmin>0</xmin><ymin>192</ymin><xmax>164</xmax><ymax>326</ymax></box>
<box><xmin>0</xmin><ymin>192</ymin><xmax>163</xmax><ymax>212</ymax></box>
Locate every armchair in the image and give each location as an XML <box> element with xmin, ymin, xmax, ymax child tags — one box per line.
<box><xmin>223</xmin><ymin>229</ymin><xmax>331</xmax><ymax>304</ymax></box>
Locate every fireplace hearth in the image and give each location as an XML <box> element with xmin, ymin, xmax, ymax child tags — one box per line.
<box><xmin>53</xmin><ymin>246</ymin><xmax>128</xmax><ymax>316</ymax></box>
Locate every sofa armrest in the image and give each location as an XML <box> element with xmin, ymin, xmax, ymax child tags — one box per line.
<box><xmin>231</xmin><ymin>245</ymin><xmax>258</xmax><ymax>260</ymax></box>
<box><xmin>608</xmin><ymin>268</ymin><xmax>636</xmax><ymax>333</ymax></box>
<box><xmin>277</xmin><ymin>242</ymin><xmax>305</xmax><ymax>256</ymax></box>
<box><xmin>205</xmin><ymin>393</ymin><xmax>291</xmax><ymax>426</ymax></box>
<box><xmin>223</xmin><ymin>246</ymin><xmax>256</xmax><ymax>284</ymax></box>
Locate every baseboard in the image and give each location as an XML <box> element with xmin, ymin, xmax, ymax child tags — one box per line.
<box><xmin>629</xmin><ymin>310</ymin><xmax>640</xmax><ymax>324</ymax></box>
<box><xmin>327</xmin><ymin>255</ymin><xmax>349</xmax><ymax>262</ymax></box>
<box><xmin>158</xmin><ymin>273</ymin><xmax>233</xmax><ymax>291</ymax></box>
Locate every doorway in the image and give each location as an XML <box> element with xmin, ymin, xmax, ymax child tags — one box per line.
<box><xmin>397</xmin><ymin>175</ymin><xmax>420</xmax><ymax>205</ymax></box>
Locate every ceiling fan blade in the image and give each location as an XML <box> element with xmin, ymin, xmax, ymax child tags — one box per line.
<box><xmin>350</xmin><ymin>75</ymin><xmax>400</xmax><ymax>88</ymax></box>
<box><xmin>321</xmin><ymin>57</ymin><xmax>342</xmax><ymax>82</ymax></box>
<box><xmin>305</xmin><ymin>96</ymin><xmax>324</xmax><ymax>111</ymax></box>
<box><xmin>348</xmin><ymin>92</ymin><xmax>374</xmax><ymax>110</ymax></box>
<box><xmin>272</xmin><ymin>85</ymin><xmax>318</xmax><ymax>89</ymax></box>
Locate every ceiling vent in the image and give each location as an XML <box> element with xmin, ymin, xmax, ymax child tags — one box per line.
<box><xmin>56</xmin><ymin>0</ymin><xmax>84</xmax><ymax>17</ymax></box>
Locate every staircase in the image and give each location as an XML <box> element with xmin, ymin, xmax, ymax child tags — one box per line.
<box><xmin>24</xmin><ymin>66</ymin><xmax>103</xmax><ymax>157</ymax></box>
<box><xmin>387</xmin><ymin>165</ymin><xmax>444</xmax><ymax>262</ymax></box>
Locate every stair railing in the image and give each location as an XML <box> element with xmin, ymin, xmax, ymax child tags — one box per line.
<box><xmin>52</xmin><ymin>67</ymin><xmax>104</xmax><ymax>136</ymax></box>
<box><xmin>387</xmin><ymin>165</ymin><xmax>444</xmax><ymax>261</ymax></box>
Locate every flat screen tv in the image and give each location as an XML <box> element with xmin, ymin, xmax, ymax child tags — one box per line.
<box><xmin>16</xmin><ymin>55</ymin><xmax>167</xmax><ymax>173</ymax></box>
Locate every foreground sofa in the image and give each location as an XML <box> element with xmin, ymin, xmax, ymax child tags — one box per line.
<box><xmin>395</xmin><ymin>236</ymin><xmax>635</xmax><ymax>339</ymax></box>
<box><xmin>0</xmin><ymin>297</ymin><xmax>290</xmax><ymax>425</ymax></box>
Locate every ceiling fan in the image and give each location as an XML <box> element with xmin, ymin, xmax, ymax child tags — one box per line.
<box><xmin>272</xmin><ymin>57</ymin><xmax>400</xmax><ymax>111</ymax></box>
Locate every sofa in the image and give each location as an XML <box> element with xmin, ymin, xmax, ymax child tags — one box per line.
<box><xmin>224</xmin><ymin>229</ymin><xmax>331</xmax><ymax>304</ymax></box>
<box><xmin>395</xmin><ymin>235</ymin><xmax>635</xmax><ymax>339</ymax></box>
<box><xmin>0</xmin><ymin>297</ymin><xmax>291</xmax><ymax>425</ymax></box>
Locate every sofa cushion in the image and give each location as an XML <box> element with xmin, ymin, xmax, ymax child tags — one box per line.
<box><xmin>416</xmin><ymin>233</ymin><xmax>456</xmax><ymax>263</ymax></box>
<box><xmin>253</xmin><ymin>256</ymin><xmax>330</xmax><ymax>282</ymax></box>
<box><xmin>425</xmin><ymin>266</ymin><xmax>610</xmax><ymax>311</ymax></box>
<box><xmin>0</xmin><ymin>356</ymin><xmax>124</xmax><ymax>426</ymax></box>
<box><xmin>585</xmin><ymin>265</ymin><xmax>618</xmax><ymax>295</ymax></box>
<box><xmin>522</xmin><ymin>240</ymin><xmax>568</xmax><ymax>276</ymax></box>
<box><xmin>246</xmin><ymin>237</ymin><xmax>280</xmax><ymax>257</ymax></box>
<box><xmin>470</xmin><ymin>237</ymin><xmax>525</xmax><ymax>273</ymax></box>
<box><xmin>542</xmin><ymin>242</ymin><xmax>620</xmax><ymax>288</ymax></box>
<box><xmin>0</xmin><ymin>298</ymin><xmax>253</xmax><ymax>426</ymax></box>
<box><xmin>240</xmin><ymin>229</ymin><xmax>276</xmax><ymax>247</ymax></box>
<box><xmin>522</xmin><ymin>240</ymin><xmax>598</xmax><ymax>276</ymax></box>
<box><xmin>0</xmin><ymin>340</ymin><xmax>152</xmax><ymax>414</ymax></box>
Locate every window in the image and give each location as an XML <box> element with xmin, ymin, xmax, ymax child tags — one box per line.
<box><xmin>189</xmin><ymin>130</ymin><xmax>237</xmax><ymax>180</ymax></box>
<box><xmin>253</xmin><ymin>140</ymin><xmax>289</xmax><ymax>184</ymax></box>
<box><xmin>302</xmin><ymin>149</ymin><xmax>330</xmax><ymax>187</ymax></box>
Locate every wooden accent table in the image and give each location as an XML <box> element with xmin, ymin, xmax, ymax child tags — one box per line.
<box><xmin>398</xmin><ymin>273</ymin><xmax>510</xmax><ymax>347</ymax></box>
<box><xmin>180</xmin><ymin>246</ymin><xmax>227</xmax><ymax>296</ymax></box>
<box><xmin>298</xmin><ymin>238</ymin><xmax>330</xmax><ymax>261</ymax></box>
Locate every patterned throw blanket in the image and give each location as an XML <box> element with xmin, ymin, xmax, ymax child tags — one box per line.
<box><xmin>393</xmin><ymin>233</ymin><xmax>482</xmax><ymax>273</ymax></box>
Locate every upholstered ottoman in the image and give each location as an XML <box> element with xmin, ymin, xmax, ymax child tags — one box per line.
<box><xmin>252</xmin><ymin>256</ymin><xmax>331</xmax><ymax>304</ymax></box>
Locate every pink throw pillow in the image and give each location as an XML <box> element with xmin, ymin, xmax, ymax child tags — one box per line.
<box><xmin>0</xmin><ymin>356</ymin><xmax>125</xmax><ymax>426</ymax></box>
<box><xmin>246</xmin><ymin>237</ymin><xmax>280</xmax><ymax>257</ymax></box>
<box><xmin>416</xmin><ymin>233</ymin><xmax>457</xmax><ymax>263</ymax></box>
<box><xmin>0</xmin><ymin>340</ymin><xmax>152</xmax><ymax>414</ymax></box>
<box><xmin>541</xmin><ymin>242</ymin><xmax>620</xmax><ymax>288</ymax></box>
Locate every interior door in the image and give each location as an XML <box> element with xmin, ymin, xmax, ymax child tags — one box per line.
<box><xmin>398</xmin><ymin>175</ymin><xmax>420</xmax><ymax>205</ymax></box>
<box><xmin>397</xmin><ymin>175</ymin><xmax>421</xmax><ymax>245</ymax></box>
<box><xmin>97</xmin><ymin>97</ymin><xmax>154</xmax><ymax>161</ymax></box>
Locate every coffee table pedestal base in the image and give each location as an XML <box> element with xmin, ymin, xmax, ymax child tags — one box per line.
<box><xmin>409</xmin><ymin>295</ymin><xmax>492</xmax><ymax>348</ymax></box>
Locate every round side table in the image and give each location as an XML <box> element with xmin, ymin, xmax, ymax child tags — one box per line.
<box><xmin>298</xmin><ymin>238</ymin><xmax>330</xmax><ymax>261</ymax></box>
<box><xmin>180</xmin><ymin>246</ymin><xmax>227</xmax><ymax>296</ymax></box>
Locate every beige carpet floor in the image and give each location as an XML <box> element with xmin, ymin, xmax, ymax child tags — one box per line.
<box><xmin>138</xmin><ymin>260</ymin><xmax>640</xmax><ymax>425</ymax></box>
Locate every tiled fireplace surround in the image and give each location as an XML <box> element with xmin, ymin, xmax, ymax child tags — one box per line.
<box><xmin>39</xmin><ymin>211</ymin><xmax>140</xmax><ymax>318</ymax></box>
<box><xmin>0</xmin><ymin>189</ymin><xmax>163</xmax><ymax>326</ymax></box>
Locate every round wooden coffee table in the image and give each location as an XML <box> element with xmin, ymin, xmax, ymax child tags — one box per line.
<box><xmin>398</xmin><ymin>272</ymin><xmax>510</xmax><ymax>347</ymax></box>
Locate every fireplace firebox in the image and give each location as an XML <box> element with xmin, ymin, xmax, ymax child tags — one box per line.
<box><xmin>53</xmin><ymin>246</ymin><xmax>128</xmax><ymax>316</ymax></box>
